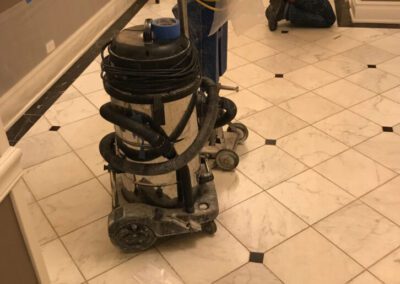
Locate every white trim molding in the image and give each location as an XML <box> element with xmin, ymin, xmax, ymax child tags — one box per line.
<box><xmin>0</xmin><ymin>147</ymin><xmax>23</xmax><ymax>202</ymax></box>
<box><xmin>350</xmin><ymin>0</ymin><xmax>400</xmax><ymax>24</ymax></box>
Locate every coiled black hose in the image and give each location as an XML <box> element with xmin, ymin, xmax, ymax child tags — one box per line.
<box><xmin>99</xmin><ymin>77</ymin><xmax>219</xmax><ymax>176</ymax></box>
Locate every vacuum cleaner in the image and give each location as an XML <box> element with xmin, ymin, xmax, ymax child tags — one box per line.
<box><xmin>99</xmin><ymin>2</ymin><xmax>221</xmax><ymax>252</ymax></box>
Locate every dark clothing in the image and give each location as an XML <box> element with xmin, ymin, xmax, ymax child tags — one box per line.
<box><xmin>287</xmin><ymin>0</ymin><xmax>336</xmax><ymax>27</ymax></box>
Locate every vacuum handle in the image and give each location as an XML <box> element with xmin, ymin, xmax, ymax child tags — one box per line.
<box><xmin>177</xmin><ymin>0</ymin><xmax>189</xmax><ymax>38</ymax></box>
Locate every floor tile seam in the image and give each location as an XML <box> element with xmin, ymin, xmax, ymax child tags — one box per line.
<box><xmin>154</xmin><ymin>247</ymin><xmax>188</xmax><ymax>284</ymax></box>
<box><xmin>225</xmin><ymin>86</ymin><xmax>276</xmax><ymax>107</ymax></box>
<box><xmin>215</xmin><ymin>216</ymin><xmax>262</xmax><ymax>255</ymax></box>
<box><xmin>210</xmin><ymin>262</ymin><xmax>249</xmax><ymax>284</ymax></box>
<box><xmin>45</xmin><ymin>111</ymin><xmax>101</xmax><ymax>129</ymax></box>
<box><xmin>20</xmin><ymin>146</ymin><xmax>74</xmax><ymax>170</ymax></box>
<box><xmin>30</xmin><ymin>175</ymin><xmax>98</xmax><ymax>203</ymax></box>
<box><xmin>72</xmin><ymin>245</ymin><xmax>141</xmax><ymax>282</ymax></box>
<box><xmin>365</xmin><ymin>244</ymin><xmax>400</xmax><ymax>271</ymax></box>
<box><xmin>310</xmin><ymin>226</ymin><xmax>368</xmax><ymax>270</ymax></box>
<box><xmin>344</xmin><ymin>269</ymin><xmax>383</xmax><ymax>284</ymax></box>
<box><xmin>218</xmin><ymin>187</ymin><xmax>264</xmax><ymax>215</ymax></box>
<box><xmin>36</xmin><ymin>199</ymin><xmax>88</xmax><ymax>281</ymax></box>
<box><xmin>49</xmin><ymin>92</ymin><xmax>99</xmax><ymax>114</ymax></box>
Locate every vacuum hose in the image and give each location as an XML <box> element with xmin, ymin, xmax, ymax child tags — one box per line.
<box><xmin>99</xmin><ymin>77</ymin><xmax>219</xmax><ymax>176</ymax></box>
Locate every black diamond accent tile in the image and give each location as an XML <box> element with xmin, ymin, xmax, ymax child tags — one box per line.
<box><xmin>281</xmin><ymin>30</ymin><xmax>289</xmax><ymax>34</ymax></box>
<box><xmin>49</xmin><ymin>126</ymin><xmax>61</xmax><ymax>131</ymax></box>
<box><xmin>275</xmin><ymin>74</ymin><xmax>284</xmax><ymax>78</ymax></box>
<box><xmin>249</xmin><ymin>252</ymin><xmax>264</xmax><ymax>263</ymax></box>
<box><xmin>367</xmin><ymin>64</ymin><xmax>377</xmax><ymax>68</ymax></box>
<box><xmin>265</xmin><ymin>139</ymin><xmax>277</xmax><ymax>145</ymax></box>
<box><xmin>382</xmin><ymin>126</ymin><xmax>393</xmax><ymax>132</ymax></box>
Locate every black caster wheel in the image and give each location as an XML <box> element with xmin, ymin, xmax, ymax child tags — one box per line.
<box><xmin>228</xmin><ymin>122</ymin><xmax>249</xmax><ymax>144</ymax></box>
<box><xmin>215</xmin><ymin>149</ymin><xmax>240</xmax><ymax>171</ymax></box>
<box><xmin>110</xmin><ymin>222</ymin><xmax>157</xmax><ymax>252</ymax></box>
<box><xmin>202</xmin><ymin>221</ymin><xmax>217</xmax><ymax>235</ymax></box>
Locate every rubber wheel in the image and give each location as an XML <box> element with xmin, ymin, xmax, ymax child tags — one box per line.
<box><xmin>111</xmin><ymin>222</ymin><xmax>157</xmax><ymax>252</ymax></box>
<box><xmin>215</xmin><ymin>149</ymin><xmax>239</xmax><ymax>171</ymax></box>
<box><xmin>202</xmin><ymin>221</ymin><xmax>217</xmax><ymax>235</ymax></box>
<box><xmin>228</xmin><ymin>123</ymin><xmax>249</xmax><ymax>144</ymax></box>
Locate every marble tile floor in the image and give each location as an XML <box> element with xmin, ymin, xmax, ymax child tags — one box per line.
<box><xmin>15</xmin><ymin>1</ymin><xmax>400</xmax><ymax>283</ymax></box>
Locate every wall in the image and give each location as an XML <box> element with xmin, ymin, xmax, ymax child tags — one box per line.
<box><xmin>0</xmin><ymin>0</ymin><xmax>134</xmax><ymax>128</ymax></box>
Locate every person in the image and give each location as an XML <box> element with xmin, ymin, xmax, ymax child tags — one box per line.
<box><xmin>266</xmin><ymin>0</ymin><xmax>336</xmax><ymax>31</ymax></box>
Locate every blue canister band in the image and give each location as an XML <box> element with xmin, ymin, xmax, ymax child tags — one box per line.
<box><xmin>151</xmin><ymin>18</ymin><xmax>181</xmax><ymax>41</ymax></box>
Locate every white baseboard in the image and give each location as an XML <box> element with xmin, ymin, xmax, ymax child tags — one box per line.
<box><xmin>350</xmin><ymin>0</ymin><xmax>400</xmax><ymax>24</ymax></box>
<box><xmin>0</xmin><ymin>147</ymin><xmax>23</xmax><ymax>202</ymax></box>
<box><xmin>0</xmin><ymin>0</ymin><xmax>137</xmax><ymax>130</ymax></box>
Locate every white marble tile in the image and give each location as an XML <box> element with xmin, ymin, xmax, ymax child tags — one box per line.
<box><xmin>356</xmin><ymin>133</ymin><xmax>400</xmax><ymax>173</ymax></box>
<box><xmin>315</xmin><ymin>149</ymin><xmax>396</xmax><ymax>197</ymax></box>
<box><xmin>363</xmin><ymin>176</ymin><xmax>400</xmax><ymax>226</ymax></box>
<box><xmin>286</xmin><ymin>44</ymin><xmax>336</xmax><ymax>64</ymax></box>
<box><xmin>342</xmin><ymin>45</ymin><xmax>395</xmax><ymax>65</ymax></box>
<box><xmin>238</xmin><ymin>146</ymin><xmax>307</xmax><ymax>189</ymax></box>
<box><xmin>17</xmin><ymin>131</ymin><xmax>71</xmax><ymax>168</ymax></box>
<box><xmin>370</xmin><ymin>36</ymin><xmax>400</xmax><ymax>55</ymax></box>
<box><xmin>244</xmin><ymin>23</ymin><xmax>280</xmax><ymax>41</ymax></box>
<box><xmin>82</xmin><ymin>61</ymin><xmax>101</xmax><ymax>75</ymax></box>
<box><xmin>264</xmin><ymin>228</ymin><xmax>362</xmax><ymax>284</ymax></box>
<box><xmin>40</xmin><ymin>179</ymin><xmax>111</xmax><ymax>235</ymax></box>
<box><xmin>56</xmin><ymin>85</ymin><xmax>81</xmax><ymax>104</ymax></box>
<box><xmin>24</xmin><ymin>152</ymin><xmax>93</xmax><ymax>200</ymax></box>
<box><xmin>369</xmin><ymin>248</ymin><xmax>400</xmax><ymax>284</ymax></box>
<box><xmin>279</xmin><ymin>92</ymin><xmax>342</xmax><ymax>124</ymax></box>
<box><xmin>41</xmin><ymin>239</ymin><xmax>84</xmax><ymax>284</ymax></box>
<box><xmin>342</xmin><ymin>28</ymin><xmax>396</xmax><ymax>43</ymax></box>
<box><xmin>215</xmin><ymin>263</ymin><xmax>282</xmax><ymax>284</ymax></box>
<box><xmin>231</xmin><ymin>42</ymin><xmax>278</xmax><ymax>62</ymax></box>
<box><xmin>224</xmin><ymin>63</ymin><xmax>274</xmax><ymax>88</ymax></box>
<box><xmin>241</xmin><ymin>107</ymin><xmax>307</xmax><ymax>139</ymax></box>
<box><xmin>59</xmin><ymin>115</ymin><xmax>114</xmax><ymax>149</ymax></box>
<box><xmin>236</xmin><ymin>128</ymin><xmax>265</xmax><ymax>156</ymax></box>
<box><xmin>62</xmin><ymin>217</ymin><xmax>135</xmax><ymax>279</ymax></box>
<box><xmin>16</xmin><ymin>179</ymin><xmax>35</xmax><ymax>205</ymax></box>
<box><xmin>29</xmin><ymin>202</ymin><xmax>57</xmax><ymax>245</ymax></box>
<box><xmin>289</xmin><ymin>27</ymin><xmax>337</xmax><ymax>42</ymax></box>
<box><xmin>315</xmin><ymin>201</ymin><xmax>400</xmax><ymax>267</ymax></box>
<box><xmin>255</xmin><ymin>53</ymin><xmax>307</xmax><ymax>74</ymax></box>
<box><xmin>316</xmin><ymin>34</ymin><xmax>363</xmax><ymax>53</ymax></box>
<box><xmin>85</xmin><ymin>90</ymin><xmax>110</xmax><ymax>109</ymax></box>
<box><xmin>226</xmin><ymin>89</ymin><xmax>272</xmax><ymax>119</ymax></box>
<box><xmin>278</xmin><ymin>126</ymin><xmax>348</xmax><ymax>167</ymax></box>
<box><xmin>219</xmin><ymin>192</ymin><xmax>307</xmax><ymax>251</ymax></box>
<box><xmin>97</xmin><ymin>174</ymin><xmax>112</xmax><ymax>194</ymax></box>
<box><xmin>24</xmin><ymin>116</ymin><xmax>51</xmax><ymax>138</ymax></box>
<box><xmin>213</xmin><ymin>170</ymin><xmax>262</xmax><ymax>212</ymax></box>
<box><xmin>228</xmin><ymin>32</ymin><xmax>254</xmax><ymax>49</ymax></box>
<box><xmin>227</xmin><ymin>51</ymin><xmax>249</xmax><ymax>70</ymax></box>
<box><xmin>347</xmin><ymin>69</ymin><xmax>400</xmax><ymax>94</ymax></box>
<box><xmin>89</xmin><ymin>249</ymin><xmax>183</xmax><ymax>284</ymax></box>
<box><xmin>260</xmin><ymin>35</ymin><xmax>309</xmax><ymax>52</ymax></box>
<box><xmin>351</xmin><ymin>96</ymin><xmax>400</xmax><ymax>126</ymax></box>
<box><xmin>75</xmin><ymin>142</ymin><xmax>107</xmax><ymax>176</ymax></box>
<box><xmin>285</xmin><ymin>65</ymin><xmax>339</xmax><ymax>90</ymax></box>
<box><xmin>314</xmin><ymin>55</ymin><xmax>366</xmax><ymax>78</ymax></box>
<box><xmin>45</xmin><ymin>97</ymin><xmax>98</xmax><ymax>126</ymax></box>
<box><xmin>73</xmin><ymin>72</ymin><xmax>104</xmax><ymax>94</ymax></box>
<box><xmin>379</xmin><ymin>56</ymin><xmax>400</xmax><ymax>77</ymax></box>
<box><xmin>314</xmin><ymin>79</ymin><xmax>375</xmax><ymax>108</ymax></box>
<box><xmin>314</xmin><ymin>110</ymin><xmax>381</xmax><ymax>146</ymax></box>
<box><xmin>381</xmin><ymin>85</ymin><xmax>400</xmax><ymax>104</ymax></box>
<box><xmin>157</xmin><ymin>223</ymin><xmax>248</xmax><ymax>284</ymax></box>
<box><xmin>347</xmin><ymin>272</ymin><xmax>383</xmax><ymax>284</ymax></box>
<box><xmin>269</xmin><ymin>170</ymin><xmax>353</xmax><ymax>224</ymax></box>
<box><xmin>249</xmin><ymin>78</ymin><xmax>307</xmax><ymax>105</ymax></box>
